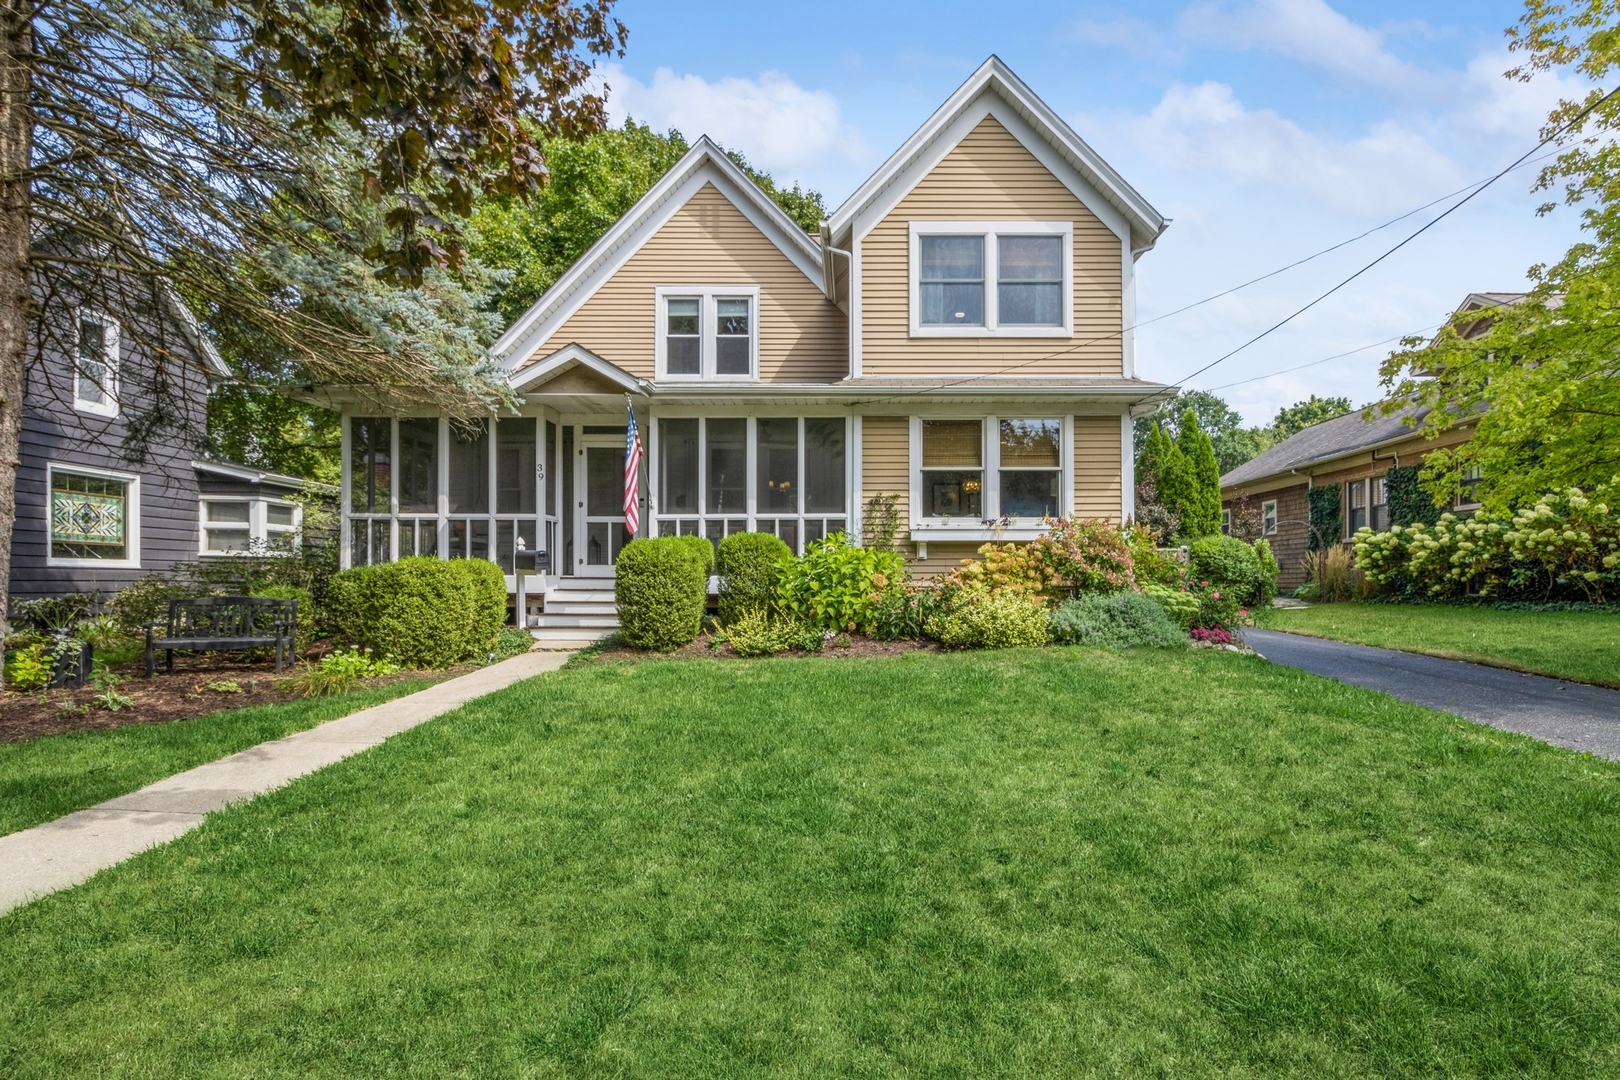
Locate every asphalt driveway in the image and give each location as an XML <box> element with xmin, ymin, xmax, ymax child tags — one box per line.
<box><xmin>1242</xmin><ymin>627</ymin><xmax>1620</xmax><ymax>760</ymax></box>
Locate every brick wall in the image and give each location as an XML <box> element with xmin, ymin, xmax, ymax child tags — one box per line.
<box><xmin>1224</xmin><ymin>482</ymin><xmax>1311</xmax><ymax>589</ymax></box>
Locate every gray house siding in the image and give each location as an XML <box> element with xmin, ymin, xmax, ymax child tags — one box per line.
<box><xmin>10</xmin><ymin>312</ymin><xmax>212</xmax><ymax>602</ymax></box>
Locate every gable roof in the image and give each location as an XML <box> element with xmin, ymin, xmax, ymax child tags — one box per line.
<box><xmin>1219</xmin><ymin>403</ymin><xmax>1432</xmax><ymax>489</ymax></box>
<box><xmin>824</xmin><ymin>56</ymin><xmax>1167</xmax><ymax>256</ymax></box>
<box><xmin>509</xmin><ymin>342</ymin><xmax>647</xmax><ymax>395</ymax></box>
<box><xmin>491</xmin><ymin>138</ymin><xmax>824</xmax><ymax>373</ymax></box>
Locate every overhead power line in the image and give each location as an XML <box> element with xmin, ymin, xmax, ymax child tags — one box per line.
<box><xmin>1170</xmin><ymin>86</ymin><xmax>1620</xmax><ymax>387</ymax></box>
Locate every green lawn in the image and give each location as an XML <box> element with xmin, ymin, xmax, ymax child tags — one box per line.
<box><xmin>2</xmin><ymin>649</ymin><xmax>1618</xmax><ymax>1076</ymax></box>
<box><xmin>1264</xmin><ymin>602</ymin><xmax>1620</xmax><ymax>686</ymax></box>
<box><xmin>0</xmin><ymin>678</ymin><xmax>433</xmax><ymax>836</ymax></box>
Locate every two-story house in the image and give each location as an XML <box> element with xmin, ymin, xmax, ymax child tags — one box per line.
<box><xmin>13</xmin><ymin>285</ymin><xmax>330</xmax><ymax>605</ymax></box>
<box><xmin>320</xmin><ymin>57</ymin><xmax>1176</xmax><ymax>641</ymax></box>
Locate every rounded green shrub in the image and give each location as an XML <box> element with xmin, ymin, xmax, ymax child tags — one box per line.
<box><xmin>616</xmin><ymin>537</ymin><xmax>707</xmax><ymax>650</ymax></box>
<box><xmin>1049</xmin><ymin>591</ymin><xmax>1184</xmax><ymax>647</ymax></box>
<box><xmin>325</xmin><ymin>557</ymin><xmax>507</xmax><ymax>668</ymax></box>
<box><xmin>717</xmin><ymin>532</ymin><xmax>792</xmax><ymax>624</ymax></box>
<box><xmin>925</xmin><ymin>590</ymin><xmax>1050</xmax><ymax>649</ymax></box>
<box><xmin>1141</xmin><ymin>582</ymin><xmax>1201</xmax><ymax>628</ymax></box>
<box><xmin>1251</xmin><ymin>538</ymin><xmax>1280</xmax><ymax>608</ymax></box>
<box><xmin>669</xmin><ymin>533</ymin><xmax>716</xmax><ymax>578</ymax></box>
<box><xmin>725</xmin><ymin>607</ymin><xmax>792</xmax><ymax>657</ymax></box>
<box><xmin>1189</xmin><ymin>535</ymin><xmax>1261</xmax><ymax>599</ymax></box>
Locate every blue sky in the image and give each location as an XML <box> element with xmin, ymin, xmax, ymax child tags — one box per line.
<box><xmin>600</xmin><ymin>0</ymin><xmax>1595</xmax><ymax>424</ymax></box>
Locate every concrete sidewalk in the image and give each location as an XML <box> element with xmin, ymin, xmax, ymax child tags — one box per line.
<box><xmin>0</xmin><ymin>649</ymin><xmax>572</xmax><ymax>916</ymax></box>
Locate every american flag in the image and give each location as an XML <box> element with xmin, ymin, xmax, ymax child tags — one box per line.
<box><xmin>624</xmin><ymin>402</ymin><xmax>643</xmax><ymax>536</ymax></box>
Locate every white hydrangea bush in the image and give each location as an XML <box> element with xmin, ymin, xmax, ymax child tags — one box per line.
<box><xmin>1351</xmin><ymin>486</ymin><xmax>1619</xmax><ymax>602</ymax></box>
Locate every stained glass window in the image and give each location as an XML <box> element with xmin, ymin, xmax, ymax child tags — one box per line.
<box><xmin>51</xmin><ymin>470</ymin><xmax>128</xmax><ymax>560</ymax></box>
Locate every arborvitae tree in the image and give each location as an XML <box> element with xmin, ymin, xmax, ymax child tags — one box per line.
<box><xmin>1176</xmin><ymin>408</ymin><xmax>1223</xmax><ymax>540</ymax></box>
<box><xmin>1140</xmin><ymin>422</ymin><xmax>1195</xmax><ymax>540</ymax></box>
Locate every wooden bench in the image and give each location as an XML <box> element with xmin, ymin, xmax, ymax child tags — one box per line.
<box><xmin>145</xmin><ymin>596</ymin><xmax>297</xmax><ymax>676</ymax></box>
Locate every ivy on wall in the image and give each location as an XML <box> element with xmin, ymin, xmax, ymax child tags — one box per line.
<box><xmin>1385</xmin><ymin>465</ymin><xmax>1443</xmax><ymax>527</ymax></box>
<box><xmin>1307</xmin><ymin>485</ymin><xmax>1342</xmax><ymax>550</ymax></box>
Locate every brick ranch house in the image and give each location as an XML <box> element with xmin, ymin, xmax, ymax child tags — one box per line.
<box><xmin>1217</xmin><ymin>292</ymin><xmax>1516</xmax><ymax>590</ymax></box>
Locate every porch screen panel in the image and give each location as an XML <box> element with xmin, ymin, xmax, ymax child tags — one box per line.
<box><xmin>546</xmin><ymin>421</ymin><xmax>558</xmax><ymax>516</ymax></box>
<box><xmin>756</xmin><ymin>419</ymin><xmax>798</xmax><ymax>513</ymax></box>
<box><xmin>805</xmin><ymin>418</ymin><xmax>845</xmax><ymax>513</ymax></box>
<box><xmin>449</xmin><ymin>419</ymin><xmax>489</xmax><ymax>513</ymax></box>
<box><xmin>397</xmin><ymin>418</ymin><xmax>438</xmax><ymax>512</ymax></box>
<box><xmin>706</xmin><ymin>419</ymin><xmax>746</xmax><ymax>516</ymax></box>
<box><xmin>659</xmin><ymin>419</ymin><xmax>699</xmax><ymax>514</ymax></box>
<box><xmin>496</xmin><ymin>418</ymin><xmax>537</xmax><ymax>514</ymax></box>
<box><xmin>349</xmin><ymin>417</ymin><xmax>390</xmax><ymax>513</ymax></box>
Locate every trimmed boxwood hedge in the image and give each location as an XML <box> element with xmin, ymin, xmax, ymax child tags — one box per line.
<box><xmin>616</xmin><ymin>537</ymin><xmax>708</xmax><ymax>650</ymax></box>
<box><xmin>717</xmin><ymin>532</ymin><xmax>791</xmax><ymax>624</ymax></box>
<box><xmin>326</xmin><ymin>557</ymin><xmax>507</xmax><ymax>668</ymax></box>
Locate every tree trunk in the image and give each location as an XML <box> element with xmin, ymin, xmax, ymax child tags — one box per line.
<box><xmin>0</xmin><ymin>0</ymin><xmax>29</xmax><ymax>650</ymax></box>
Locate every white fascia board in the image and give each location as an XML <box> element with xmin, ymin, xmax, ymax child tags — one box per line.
<box><xmin>827</xmin><ymin>56</ymin><xmax>1166</xmax><ymax>252</ymax></box>
<box><xmin>850</xmin><ymin>95</ymin><xmax>1131</xmax><ymax>248</ymax></box>
<box><xmin>509</xmin><ymin>342</ymin><xmax>649</xmax><ymax>395</ymax></box>
<box><xmin>493</xmin><ymin>138</ymin><xmax>824</xmax><ymax>371</ymax></box>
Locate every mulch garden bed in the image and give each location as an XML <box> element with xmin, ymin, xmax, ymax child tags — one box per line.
<box><xmin>576</xmin><ymin>633</ymin><xmax>943</xmax><ymax>666</ymax></box>
<box><xmin>0</xmin><ymin>644</ymin><xmax>445</xmax><ymax>744</ymax></box>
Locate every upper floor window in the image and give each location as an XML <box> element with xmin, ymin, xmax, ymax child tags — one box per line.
<box><xmin>74</xmin><ymin>313</ymin><xmax>119</xmax><ymax>417</ymax></box>
<box><xmin>656</xmin><ymin>287</ymin><xmax>759</xmax><ymax>379</ymax></box>
<box><xmin>909</xmin><ymin>222</ymin><xmax>1072</xmax><ymax>338</ymax></box>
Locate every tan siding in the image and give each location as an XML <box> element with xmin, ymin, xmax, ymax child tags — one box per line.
<box><xmin>528</xmin><ymin>366</ymin><xmax>625</xmax><ymax>396</ymax></box>
<box><xmin>1073</xmin><ymin>415</ymin><xmax>1122</xmax><ymax>521</ymax></box>
<box><xmin>907</xmin><ymin>542</ymin><xmax>981</xmax><ymax>579</ymax></box>
<box><xmin>859</xmin><ymin>117</ymin><xmax>1123</xmax><ymax>377</ymax></box>
<box><xmin>860</xmin><ymin>417</ymin><xmax>911</xmax><ymax>554</ymax></box>
<box><xmin>531</xmin><ymin>184</ymin><xmax>847</xmax><ymax>382</ymax></box>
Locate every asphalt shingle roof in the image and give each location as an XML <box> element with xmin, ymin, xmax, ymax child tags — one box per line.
<box><xmin>1219</xmin><ymin>402</ymin><xmax>1429</xmax><ymax>489</ymax></box>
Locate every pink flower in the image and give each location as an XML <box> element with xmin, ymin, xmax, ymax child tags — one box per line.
<box><xmin>1212</xmin><ymin>591</ymin><xmax>1221</xmax><ymax>600</ymax></box>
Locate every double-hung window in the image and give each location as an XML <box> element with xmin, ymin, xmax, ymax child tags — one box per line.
<box><xmin>657</xmin><ymin>287</ymin><xmax>759</xmax><ymax>379</ymax></box>
<box><xmin>74</xmin><ymin>313</ymin><xmax>119</xmax><ymax>417</ymax></box>
<box><xmin>1346</xmin><ymin>480</ymin><xmax>1368</xmax><ymax>534</ymax></box>
<box><xmin>1455</xmin><ymin>466</ymin><xmax>1483</xmax><ymax>510</ymax></box>
<box><xmin>1370</xmin><ymin>478</ymin><xmax>1390</xmax><ymax>530</ymax></box>
<box><xmin>1262</xmin><ymin>500</ymin><xmax>1278</xmax><ymax>536</ymax></box>
<box><xmin>911</xmin><ymin>222</ymin><xmax>1071</xmax><ymax>336</ymax></box>
<box><xmin>201</xmin><ymin>499</ymin><xmax>302</xmax><ymax>555</ymax></box>
<box><xmin>915</xmin><ymin>417</ymin><xmax>1066</xmax><ymax>524</ymax></box>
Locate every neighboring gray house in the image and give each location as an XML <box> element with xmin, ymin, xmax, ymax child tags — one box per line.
<box><xmin>11</xmin><ymin>294</ymin><xmax>330</xmax><ymax>603</ymax></box>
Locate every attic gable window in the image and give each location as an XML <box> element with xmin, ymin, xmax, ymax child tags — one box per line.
<box><xmin>656</xmin><ymin>287</ymin><xmax>760</xmax><ymax>380</ymax></box>
<box><xmin>909</xmin><ymin>222</ymin><xmax>1072</xmax><ymax>338</ymax></box>
<box><xmin>74</xmin><ymin>313</ymin><xmax>119</xmax><ymax>417</ymax></box>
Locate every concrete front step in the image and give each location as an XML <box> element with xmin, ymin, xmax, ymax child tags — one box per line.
<box><xmin>531</xmin><ymin>614</ymin><xmax>619</xmax><ymax>629</ymax></box>
<box><xmin>543</xmin><ymin>601</ymin><xmax>618</xmax><ymax>616</ymax></box>
<box><xmin>530</xmin><ymin>627</ymin><xmax>615</xmax><ymax>649</ymax></box>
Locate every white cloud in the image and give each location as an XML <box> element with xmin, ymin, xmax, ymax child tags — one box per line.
<box><xmin>1179</xmin><ymin>0</ymin><xmax>1433</xmax><ymax>94</ymax></box>
<box><xmin>1123</xmin><ymin>81</ymin><xmax>1461</xmax><ymax>216</ymax></box>
<box><xmin>599</xmin><ymin>64</ymin><xmax>867</xmax><ymax>184</ymax></box>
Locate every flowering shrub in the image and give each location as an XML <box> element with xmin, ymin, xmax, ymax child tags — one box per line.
<box><xmin>776</xmin><ymin>534</ymin><xmax>906</xmax><ymax>633</ymax></box>
<box><xmin>1124</xmin><ymin>521</ymin><xmax>1182</xmax><ymax>586</ymax></box>
<box><xmin>1190</xmin><ymin>626</ymin><xmax>1233</xmax><ymax>646</ymax></box>
<box><xmin>1029</xmin><ymin>517</ymin><xmax>1135</xmax><ymax>592</ymax></box>
<box><xmin>1353</xmin><ymin>486</ymin><xmax>1619</xmax><ymax>601</ymax></box>
<box><xmin>943</xmin><ymin>542</ymin><xmax>1062</xmax><ymax>600</ymax></box>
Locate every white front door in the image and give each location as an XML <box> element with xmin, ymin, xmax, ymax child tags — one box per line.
<box><xmin>573</xmin><ymin>435</ymin><xmax>629</xmax><ymax>577</ymax></box>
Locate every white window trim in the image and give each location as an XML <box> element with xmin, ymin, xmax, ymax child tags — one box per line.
<box><xmin>908</xmin><ymin>221</ymin><xmax>1073</xmax><ymax>339</ymax></box>
<box><xmin>1454</xmin><ymin>466</ymin><xmax>1484</xmax><ymax>511</ymax></box>
<box><xmin>72</xmin><ymin>309</ymin><xmax>120</xmax><ymax>418</ymax></box>
<box><xmin>199</xmin><ymin>497</ymin><xmax>303</xmax><ymax>556</ymax></box>
<box><xmin>46</xmin><ymin>462</ymin><xmax>141</xmax><ymax>569</ymax></box>
<box><xmin>654</xmin><ymin>285</ymin><xmax>762</xmax><ymax>381</ymax></box>
<box><xmin>908</xmin><ymin>414</ymin><xmax>1071</xmax><ymax>539</ymax></box>
<box><xmin>1221</xmin><ymin>508</ymin><xmax>1232</xmax><ymax>535</ymax></box>
<box><xmin>1262</xmin><ymin>500</ymin><xmax>1278</xmax><ymax>536</ymax></box>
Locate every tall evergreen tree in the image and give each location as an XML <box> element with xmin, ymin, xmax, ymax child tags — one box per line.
<box><xmin>1139</xmin><ymin>421</ymin><xmax>1195</xmax><ymax>539</ymax></box>
<box><xmin>1176</xmin><ymin>408</ymin><xmax>1222</xmax><ymax>539</ymax></box>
